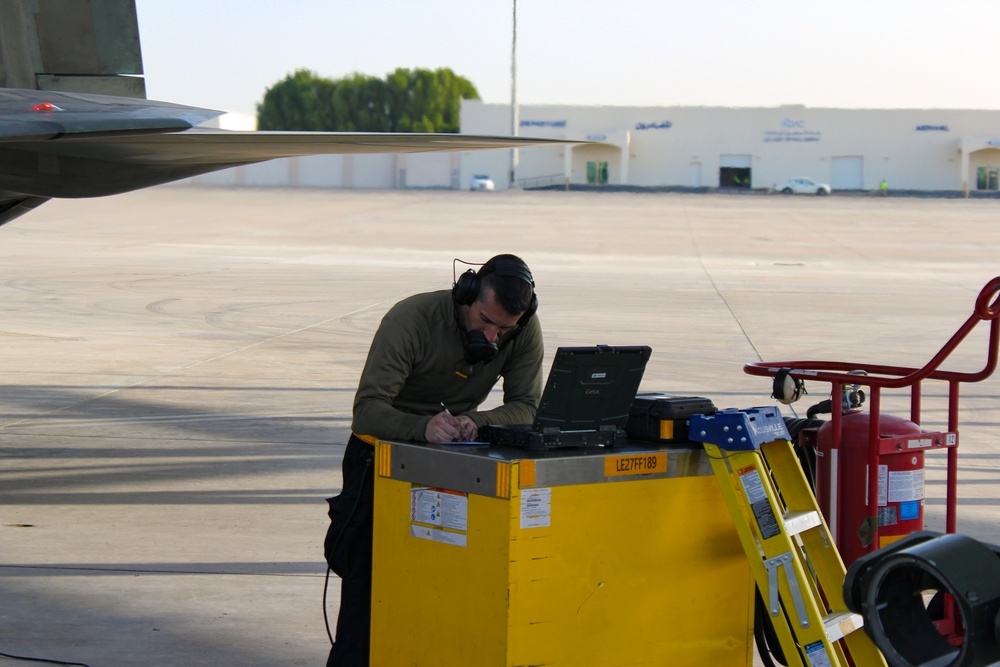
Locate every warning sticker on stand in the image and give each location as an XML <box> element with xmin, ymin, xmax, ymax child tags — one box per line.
<box><xmin>738</xmin><ymin>465</ymin><xmax>780</xmax><ymax>540</ymax></box>
<box><xmin>804</xmin><ymin>640</ymin><xmax>832</xmax><ymax>667</ymax></box>
<box><xmin>409</xmin><ymin>487</ymin><xmax>468</xmax><ymax>547</ymax></box>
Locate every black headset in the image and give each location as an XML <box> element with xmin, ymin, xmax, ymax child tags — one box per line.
<box><xmin>452</xmin><ymin>255</ymin><xmax>538</xmax><ymax>365</ymax></box>
<box><xmin>772</xmin><ymin>367</ymin><xmax>807</xmax><ymax>404</ymax></box>
<box><xmin>452</xmin><ymin>255</ymin><xmax>538</xmax><ymax>320</ymax></box>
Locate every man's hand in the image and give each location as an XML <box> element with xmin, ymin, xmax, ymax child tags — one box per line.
<box><xmin>425</xmin><ymin>412</ymin><xmax>478</xmax><ymax>443</ymax></box>
<box><xmin>454</xmin><ymin>415</ymin><xmax>477</xmax><ymax>441</ymax></box>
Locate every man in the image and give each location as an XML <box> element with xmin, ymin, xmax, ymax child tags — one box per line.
<box><xmin>324</xmin><ymin>254</ymin><xmax>544</xmax><ymax>666</ymax></box>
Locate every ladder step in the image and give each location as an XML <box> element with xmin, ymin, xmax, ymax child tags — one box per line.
<box><xmin>823</xmin><ymin>611</ymin><xmax>864</xmax><ymax>642</ymax></box>
<box><xmin>783</xmin><ymin>510</ymin><xmax>821</xmax><ymax>536</ymax></box>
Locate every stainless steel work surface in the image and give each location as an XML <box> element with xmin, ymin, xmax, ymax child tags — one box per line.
<box><xmin>381</xmin><ymin>439</ymin><xmax>711</xmax><ymax>496</ymax></box>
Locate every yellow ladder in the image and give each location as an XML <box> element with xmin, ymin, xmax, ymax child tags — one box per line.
<box><xmin>691</xmin><ymin>407</ymin><xmax>887</xmax><ymax>667</ymax></box>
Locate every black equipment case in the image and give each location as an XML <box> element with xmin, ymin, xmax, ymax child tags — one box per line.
<box><xmin>625</xmin><ymin>393</ymin><xmax>717</xmax><ymax>443</ymax></box>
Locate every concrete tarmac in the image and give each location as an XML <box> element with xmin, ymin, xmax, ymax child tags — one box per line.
<box><xmin>2</xmin><ymin>186</ymin><xmax>999</xmax><ymax>666</ymax></box>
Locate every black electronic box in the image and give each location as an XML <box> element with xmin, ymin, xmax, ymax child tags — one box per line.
<box><xmin>625</xmin><ymin>393</ymin><xmax>717</xmax><ymax>443</ymax></box>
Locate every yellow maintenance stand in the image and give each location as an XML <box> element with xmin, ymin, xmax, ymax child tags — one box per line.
<box><xmin>370</xmin><ymin>439</ymin><xmax>755</xmax><ymax>666</ymax></box>
<box><xmin>691</xmin><ymin>406</ymin><xmax>887</xmax><ymax>667</ymax></box>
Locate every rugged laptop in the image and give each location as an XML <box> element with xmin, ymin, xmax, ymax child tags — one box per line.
<box><xmin>479</xmin><ymin>344</ymin><xmax>652</xmax><ymax>450</ymax></box>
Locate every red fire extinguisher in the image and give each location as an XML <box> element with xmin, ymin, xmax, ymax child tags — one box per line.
<box><xmin>814</xmin><ymin>410</ymin><xmax>926</xmax><ymax>567</ymax></box>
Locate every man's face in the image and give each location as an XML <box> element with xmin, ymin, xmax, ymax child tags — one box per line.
<box><xmin>462</xmin><ymin>287</ymin><xmax>522</xmax><ymax>344</ymax></box>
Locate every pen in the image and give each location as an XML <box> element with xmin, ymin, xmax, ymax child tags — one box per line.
<box><xmin>440</xmin><ymin>402</ymin><xmax>452</xmax><ymax>416</ymax></box>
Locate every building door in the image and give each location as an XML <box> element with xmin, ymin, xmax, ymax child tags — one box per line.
<box><xmin>719</xmin><ymin>154</ymin><xmax>752</xmax><ymax>189</ymax></box>
<box><xmin>689</xmin><ymin>162</ymin><xmax>702</xmax><ymax>188</ymax></box>
<box><xmin>587</xmin><ymin>161</ymin><xmax>609</xmax><ymax>185</ymax></box>
<box><xmin>831</xmin><ymin>156</ymin><xmax>864</xmax><ymax>190</ymax></box>
<box><xmin>977</xmin><ymin>167</ymin><xmax>1000</xmax><ymax>190</ymax></box>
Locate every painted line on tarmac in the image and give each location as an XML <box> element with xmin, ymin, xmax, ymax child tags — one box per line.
<box><xmin>0</xmin><ymin>409</ymin><xmax>350</xmax><ymax>429</ymax></box>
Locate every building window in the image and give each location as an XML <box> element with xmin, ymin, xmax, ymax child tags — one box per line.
<box><xmin>977</xmin><ymin>167</ymin><xmax>999</xmax><ymax>190</ymax></box>
<box><xmin>587</xmin><ymin>161</ymin><xmax>609</xmax><ymax>185</ymax></box>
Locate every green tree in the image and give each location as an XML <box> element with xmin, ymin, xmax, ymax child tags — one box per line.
<box><xmin>256</xmin><ymin>67</ymin><xmax>479</xmax><ymax>132</ymax></box>
<box><xmin>255</xmin><ymin>69</ymin><xmax>338</xmax><ymax>131</ymax></box>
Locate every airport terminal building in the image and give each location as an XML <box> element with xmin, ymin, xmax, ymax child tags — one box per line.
<box><xmin>188</xmin><ymin>103</ymin><xmax>1000</xmax><ymax>195</ymax></box>
<box><xmin>460</xmin><ymin>101</ymin><xmax>1000</xmax><ymax>194</ymax></box>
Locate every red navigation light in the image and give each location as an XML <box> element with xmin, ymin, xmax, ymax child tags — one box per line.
<box><xmin>32</xmin><ymin>102</ymin><xmax>63</xmax><ymax>112</ymax></box>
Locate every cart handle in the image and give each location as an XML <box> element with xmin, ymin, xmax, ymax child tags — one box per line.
<box><xmin>976</xmin><ymin>276</ymin><xmax>1000</xmax><ymax>320</ymax></box>
<box><xmin>744</xmin><ymin>277</ymin><xmax>1000</xmax><ymax>389</ymax></box>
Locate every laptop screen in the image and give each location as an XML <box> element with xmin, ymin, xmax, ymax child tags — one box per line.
<box><xmin>533</xmin><ymin>345</ymin><xmax>652</xmax><ymax>432</ymax></box>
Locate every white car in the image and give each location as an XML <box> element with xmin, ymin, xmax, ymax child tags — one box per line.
<box><xmin>773</xmin><ymin>177</ymin><xmax>831</xmax><ymax>195</ymax></box>
<box><xmin>470</xmin><ymin>174</ymin><xmax>495</xmax><ymax>191</ymax></box>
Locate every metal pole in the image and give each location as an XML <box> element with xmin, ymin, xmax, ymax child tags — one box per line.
<box><xmin>510</xmin><ymin>0</ymin><xmax>519</xmax><ymax>189</ymax></box>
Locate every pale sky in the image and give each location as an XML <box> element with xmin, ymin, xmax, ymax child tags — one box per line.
<box><xmin>135</xmin><ymin>1</ymin><xmax>1000</xmax><ymax>118</ymax></box>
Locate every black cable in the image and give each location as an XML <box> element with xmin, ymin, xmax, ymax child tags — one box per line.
<box><xmin>781</xmin><ymin>417</ymin><xmax>826</xmax><ymax>492</ymax></box>
<box><xmin>0</xmin><ymin>650</ymin><xmax>92</xmax><ymax>667</ymax></box>
<box><xmin>753</xmin><ymin>587</ymin><xmax>787</xmax><ymax>667</ymax></box>
<box><xmin>322</xmin><ymin>566</ymin><xmax>335</xmax><ymax>645</ymax></box>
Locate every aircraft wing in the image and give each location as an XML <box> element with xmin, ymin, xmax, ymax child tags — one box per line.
<box><xmin>0</xmin><ymin>88</ymin><xmax>569</xmax><ymax>225</ymax></box>
<box><xmin>60</xmin><ymin>127</ymin><xmax>563</xmax><ymax>162</ymax></box>
<box><xmin>0</xmin><ymin>89</ymin><xmax>558</xmax><ymax>158</ymax></box>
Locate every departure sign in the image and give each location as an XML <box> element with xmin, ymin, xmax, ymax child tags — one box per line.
<box><xmin>604</xmin><ymin>453</ymin><xmax>667</xmax><ymax>477</ymax></box>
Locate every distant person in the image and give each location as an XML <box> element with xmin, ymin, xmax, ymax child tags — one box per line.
<box><xmin>880</xmin><ymin>179</ymin><xmax>888</xmax><ymax>197</ymax></box>
<box><xmin>323</xmin><ymin>254</ymin><xmax>544</xmax><ymax>666</ymax></box>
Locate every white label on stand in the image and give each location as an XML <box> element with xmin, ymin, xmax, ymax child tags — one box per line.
<box><xmin>520</xmin><ymin>488</ymin><xmax>551</xmax><ymax>528</ymax></box>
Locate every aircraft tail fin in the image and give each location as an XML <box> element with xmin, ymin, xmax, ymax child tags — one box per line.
<box><xmin>0</xmin><ymin>0</ymin><xmax>145</xmax><ymax>98</ymax></box>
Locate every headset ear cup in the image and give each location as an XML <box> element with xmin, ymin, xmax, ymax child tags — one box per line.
<box><xmin>452</xmin><ymin>269</ymin><xmax>479</xmax><ymax>306</ymax></box>
<box><xmin>772</xmin><ymin>368</ymin><xmax>806</xmax><ymax>405</ymax></box>
<box><xmin>519</xmin><ymin>293</ymin><xmax>538</xmax><ymax>323</ymax></box>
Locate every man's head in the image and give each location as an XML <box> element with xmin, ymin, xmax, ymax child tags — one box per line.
<box><xmin>453</xmin><ymin>254</ymin><xmax>537</xmax><ymax>358</ymax></box>
<box><xmin>477</xmin><ymin>254</ymin><xmax>536</xmax><ymax>320</ymax></box>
